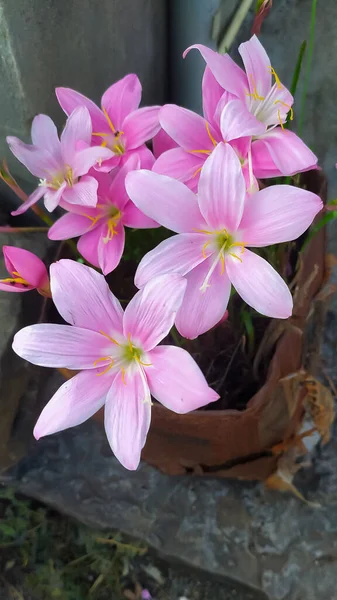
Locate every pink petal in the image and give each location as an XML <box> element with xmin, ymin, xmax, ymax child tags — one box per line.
<box><xmin>108</xmin><ymin>154</ymin><xmax>140</xmax><ymax>210</ymax></box>
<box><xmin>34</xmin><ymin>369</ymin><xmax>112</xmax><ymax>439</ymax></box>
<box><xmin>123</xmin><ymin>273</ymin><xmax>187</xmax><ymax>351</ymax></box>
<box><xmin>159</xmin><ymin>104</ymin><xmax>217</xmax><ymax>152</ymax></box>
<box><xmin>135</xmin><ymin>233</ymin><xmax>208</xmax><ymax>288</ymax></box>
<box><xmin>122</xmin><ymin>203</ymin><xmax>159</xmax><ymax>229</ymax></box>
<box><xmin>11</xmin><ymin>186</ymin><xmax>45</xmax><ymax>217</ymax></box>
<box><xmin>252</xmin><ymin>129</ymin><xmax>318</xmax><ymax>177</ymax></box>
<box><xmin>225</xmin><ymin>248</ymin><xmax>292</xmax><ymax>318</ymax></box>
<box><xmin>123</xmin><ymin>106</ymin><xmax>161</xmax><ymax>149</ymax></box>
<box><xmin>198</xmin><ymin>142</ymin><xmax>246</xmax><ymax>232</ymax></box>
<box><xmin>175</xmin><ymin>257</ymin><xmax>231</xmax><ymax>339</ymax></box>
<box><xmin>50</xmin><ymin>259</ymin><xmax>124</xmax><ymax>333</ymax></box>
<box><xmin>129</xmin><ymin>145</ymin><xmax>155</xmax><ymax>169</ymax></box>
<box><xmin>6</xmin><ymin>137</ymin><xmax>60</xmax><ymax>178</ymax></box>
<box><xmin>126</xmin><ymin>170</ymin><xmax>205</xmax><ymax>233</ymax></box>
<box><xmin>147</xmin><ymin>345</ymin><xmax>219</xmax><ymax>413</ymax></box>
<box><xmin>12</xmin><ymin>323</ymin><xmax>111</xmax><ymax>369</ymax></box>
<box><xmin>97</xmin><ymin>222</ymin><xmax>125</xmax><ymax>275</ymax></box>
<box><xmin>93</xmin><ymin>154</ymin><xmax>121</xmax><ymax>173</ymax></box>
<box><xmin>184</xmin><ymin>44</ymin><xmax>248</xmax><ymax>101</ymax></box>
<box><xmin>31</xmin><ymin>114</ymin><xmax>62</xmax><ymax>161</ymax></box>
<box><xmin>104</xmin><ymin>369</ymin><xmax>151</xmax><ymax>470</ymax></box>
<box><xmin>0</xmin><ymin>281</ymin><xmax>33</xmax><ymax>293</ymax></box>
<box><xmin>77</xmin><ymin>226</ymin><xmax>101</xmax><ymax>268</ymax></box>
<box><xmin>48</xmin><ymin>213</ymin><xmax>92</xmax><ymax>240</ymax></box>
<box><xmin>238</xmin><ymin>34</ymin><xmax>271</xmax><ymax>99</ymax></box>
<box><xmin>152</xmin><ymin>128</ymin><xmax>177</xmax><ymax>158</ymax></box>
<box><xmin>238</xmin><ymin>185</ymin><xmax>323</xmax><ymax>246</ymax></box>
<box><xmin>152</xmin><ymin>148</ymin><xmax>203</xmax><ymax>184</ymax></box>
<box><xmin>202</xmin><ymin>66</ymin><xmax>224</xmax><ymax>126</ymax></box>
<box><xmin>56</xmin><ymin>87</ymin><xmax>108</xmax><ymax>132</ymax></box>
<box><xmin>60</xmin><ymin>106</ymin><xmax>92</xmax><ymax>164</ymax></box>
<box><xmin>220</xmin><ymin>99</ymin><xmax>266</xmax><ymax>141</ymax></box>
<box><xmin>44</xmin><ymin>182</ymin><xmax>67</xmax><ymax>212</ymax></box>
<box><xmin>3</xmin><ymin>246</ymin><xmax>48</xmax><ymax>289</ymax></box>
<box><xmin>72</xmin><ymin>146</ymin><xmax>114</xmax><ymax>178</ymax></box>
<box><xmin>257</xmin><ymin>84</ymin><xmax>293</xmax><ymax>127</ymax></box>
<box><xmin>101</xmin><ymin>74</ymin><xmax>142</xmax><ymax>130</ymax></box>
<box><xmin>62</xmin><ymin>175</ymin><xmax>98</xmax><ymax>207</ymax></box>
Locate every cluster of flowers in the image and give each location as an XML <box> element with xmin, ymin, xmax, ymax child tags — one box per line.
<box><xmin>2</xmin><ymin>36</ymin><xmax>322</xmax><ymax>470</ymax></box>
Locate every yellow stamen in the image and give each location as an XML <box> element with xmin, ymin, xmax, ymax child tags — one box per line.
<box><xmin>246</xmin><ymin>75</ymin><xmax>265</xmax><ymax>101</ymax></box>
<box><xmin>127</xmin><ymin>333</ymin><xmax>133</xmax><ymax>352</ymax></box>
<box><xmin>205</xmin><ymin>121</ymin><xmax>217</xmax><ymax>147</ymax></box>
<box><xmin>83</xmin><ymin>213</ymin><xmax>101</xmax><ymax>228</ymax></box>
<box><xmin>94</xmin><ymin>356</ymin><xmax>115</xmax><ymax>376</ymax></box>
<box><xmin>192</xmin><ymin>166</ymin><xmax>203</xmax><ymax>178</ymax></box>
<box><xmin>274</xmin><ymin>100</ymin><xmax>294</xmax><ymax>120</ymax></box>
<box><xmin>277</xmin><ymin>109</ymin><xmax>285</xmax><ymax>130</ymax></box>
<box><xmin>121</xmin><ymin>367</ymin><xmax>127</xmax><ymax>385</ymax></box>
<box><xmin>228</xmin><ymin>251</ymin><xmax>243</xmax><ymax>262</ymax></box>
<box><xmin>101</xmin><ymin>140</ymin><xmax>108</xmax><ymax>148</ymax></box>
<box><xmin>190</xmin><ymin>149</ymin><xmax>212</xmax><ymax>155</ymax></box>
<box><xmin>220</xmin><ymin>253</ymin><xmax>225</xmax><ymax>275</ymax></box>
<box><xmin>202</xmin><ymin>240</ymin><xmax>211</xmax><ymax>259</ymax></box>
<box><xmin>103</xmin><ymin>217</ymin><xmax>120</xmax><ymax>244</ymax></box>
<box><xmin>99</xmin><ymin>330</ymin><xmax>121</xmax><ymax>345</ymax></box>
<box><xmin>1</xmin><ymin>275</ymin><xmax>29</xmax><ymax>285</ymax></box>
<box><xmin>102</xmin><ymin>107</ymin><xmax>116</xmax><ymax>134</ymax></box>
<box><xmin>137</xmin><ymin>358</ymin><xmax>152</xmax><ymax>367</ymax></box>
<box><xmin>268</xmin><ymin>66</ymin><xmax>282</xmax><ymax>89</ymax></box>
<box><xmin>192</xmin><ymin>228</ymin><xmax>213</xmax><ymax>234</ymax></box>
<box><xmin>92</xmin><ymin>132</ymin><xmax>109</xmax><ymax>137</ymax></box>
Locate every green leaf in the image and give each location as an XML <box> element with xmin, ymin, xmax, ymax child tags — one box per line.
<box><xmin>301</xmin><ymin>211</ymin><xmax>337</xmax><ymax>252</ymax></box>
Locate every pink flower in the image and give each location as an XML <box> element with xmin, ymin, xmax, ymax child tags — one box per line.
<box><xmin>48</xmin><ymin>156</ymin><xmax>159</xmax><ymax>275</ymax></box>
<box><xmin>126</xmin><ymin>143</ymin><xmax>323</xmax><ymax>339</ymax></box>
<box><xmin>12</xmin><ymin>260</ymin><xmax>218</xmax><ymax>470</ymax></box>
<box><xmin>56</xmin><ymin>75</ymin><xmax>161</xmax><ymax>172</ymax></box>
<box><xmin>155</xmin><ymin>36</ymin><xmax>317</xmax><ymax>188</ymax></box>
<box><xmin>0</xmin><ymin>246</ymin><xmax>50</xmax><ymax>296</ymax></box>
<box><xmin>7</xmin><ymin>108</ymin><xmax>113</xmax><ymax>216</ymax></box>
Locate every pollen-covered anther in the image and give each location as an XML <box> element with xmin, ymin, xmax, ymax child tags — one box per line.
<box><xmin>246</xmin><ymin>74</ymin><xmax>265</xmax><ymax>101</ymax></box>
<box><xmin>268</xmin><ymin>66</ymin><xmax>283</xmax><ymax>89</ymax></box>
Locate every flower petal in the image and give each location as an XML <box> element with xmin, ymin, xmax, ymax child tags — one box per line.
<box><xmin>175</xmin><ymin>257</ymin><xmax>231</xmax><ymax>339</ymax></box>
<box><xmin>50</xmin><ymin>259</ymin><xmax>124</xmax><ymax>333</ymax></box>
<box><xmin>34</xmin><ymin>369</ymin><xmax>112</xmax><ymax>439</ymax></box>
<box><xmin>238</xmin><ymin>34</ymin><xmax>271</xmax><ymax>99</ymax></box>
<box><xmin>48</xmin><ymin>213</ymin><xmax>92</xmax><ymax>240</ymax></box>
<box><xmin>202</xmin><ymin>66</ymin><xmax>224</xmax><ymax>126</ymax></box>
<box><xmin>56</xmin><ymin>87</ymin><xmax>108</xmax><ymax>132</ymax></box>
<box><xmin>77</xmin><ymin>226</ymin><xmax>101</xmax><ymax>268</ymax></box>
<box><xmin>61</xmin><ymin>106</ymin><xmax>92</xmax><ymax>164</ymax></box>
<box><xmin>6</xmin><ymin>137</ymin><xmax>59</xmax><ymax>178</ymax></box>
<box><xmin>184</xmin><ymin>44</ymin><xmax>248</xmax><ymax>101</ymax></box>
<box><xmin>62</xmin><ymin>175</ymin><xmax>98</xmax><ymax>207</ymax></box>
<box><xmin>72</xmin><ymin>146</ymin><xmax>113</xmax><ymax>178</ymax></box>
<box><xmin>147</xmin><ymin>345</ymin><xmax>219</xmax><ymax>413</ymax></box>
<box><xmin>31</xmin><ymin>114</ymin><xmax>62</xmax><ymax>160</ymax></box>
<box><xmin>44</xmin><ymin>182</ymin><xmax>67</xmax><ymax>212</ymax></box>
<box><xmin>220</xmin><ymin>99</ymin><xmax>266</xmax><ymax>141</ymax></box>
<box><xmin>135</xmin><ymin>233</ymin><xmax>208</xmax><ymax>288</ymax></box>
<box><xmin>122</xmin><ymin>203</ymin><xmax>159</xmax><ymax>229</ymax></box>
<box><xmin>126</xmin><ymin>170</ymin><xmax>205</xmax><ymax>233</ymax></box>
<box><xmin>12</xmin><ymin>324</ymin><xmax>111</xmax><ymax>369</ymax></box>
<box><xmin>152</xmin><ymin>128</ymin><xmax>177</xmax><ymax>158</ymax></box>
<box><xmin>129</xmin><ymin>145</ymin><xmax>155</xmax><ymax>169</ymax></box>
<box><xmin>256</xmin><ymin>83</ymin><xmax>293</xmax><ymax>127</ymax></box>
<box><xmin>198</xmin><ymin>142</ymin><xmax>246</xmax><ymax>232</ymax></box>
<box><xmin>123</xmin><ymin>106</ymin><xmax>161</xmax><ymax>149</ymax></box>
<box><xmin>97</xmin><ymin>222</ymin><xmax>125</xmax><ymax>275</ymax></box>
<box><xmin>226</xmin><ymin>248</ymin><xmax>292</xmax><ymax>318</ymax></box>
<box><xmin>238</xmin><ymin>185</ymin><xmax>323</xmax><ymax>246</ymax></box>
<box><xmin>252</xmin><ymin>128</ymin><xmax>318</xmax><ymax>177</ymax></box>
<box><xmin>101</xmin><ymin>74</ymin><xmax>142</xmax><ymax>130</ymax></box>
<box><xmin>3</xmin><ymin>246</ymin><xmax>48</xmax><ymax>289</ymax></box>
<box><xmin>123</xmin><ymin>274</ymin><xmax>187</xmax><ymax>351</ymax></box>
<box><xmin>152</xmin><ymin>148</ymin><xmax>203</xmax><ymax>184</ymax></box>
<box><xmin>11</xmin><ymin>186</ymin><xmax>45</xmax><ymax>217</ymax></box>
<box><xmin>159</xmin><ymin>104</ymin><xmax>216</xmax><ymax>152</ymax></box>
<box><xmin>104</xmin><ymin>369</ymin><xmax>151</xmax><ymax>470</ymax></box>
<box><xmin>108</xmin><ymin>154</ymin><xmax>140</xmax><ymax>210</ymax></box>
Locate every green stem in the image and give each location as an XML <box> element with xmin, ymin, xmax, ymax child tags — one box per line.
<box><xmin>298</xmin><ymin>0</ymin><xmax>317</xmax><ymax>136</ymax></box>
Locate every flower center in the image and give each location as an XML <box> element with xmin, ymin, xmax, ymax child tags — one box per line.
<box><xmin>92</xmin><ymin>107</ymin><xmax>125</xmax><ymax>155</ymax></box>
<box><xmin>39</xmin><ymin>166</ymin><xmax>75</xmax><ymax>190</ymax></box>
<box><xmin>195</xmin><ymin>228</ymin><xmax>246</xmax><ymax>292</ymax></box>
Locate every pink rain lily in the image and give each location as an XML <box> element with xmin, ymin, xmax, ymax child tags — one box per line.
<box><xmin>12</xmin><ymin>260</ymin><xmax>218</xmax><ymax>470</ymax></box>
<box><xmin>126</xmin><ymin>143</ymin><xmax>323</xmax><ymax>339</ymax></box>
<box><xmin>0</xmin><ymin>246</ymin><xmax>50</xmax><ymax>296</ymax></box>
<box><xmin>48</xmin><ymin>156</ymin><xmax>159</xmax><ymax>275</ymax></box>
<box><xmin>56</xmin><ymin>75</ymin><xmax>161</xmax><ymax>173</ymax></box>
<box><xmin>7</xmin><ymin>107</ymin><xmax>113</xmax><ymax>216</ymax></box>
<box><xmin>155</xmin><ymin>36</ymin><xmax>317</xmax><ymax>188</ymax></box>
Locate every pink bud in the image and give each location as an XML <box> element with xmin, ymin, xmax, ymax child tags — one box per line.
<box><xmin>0</xmin><ymin>246</ymin><xmax>50</xmax><ymax>295</ymax></box>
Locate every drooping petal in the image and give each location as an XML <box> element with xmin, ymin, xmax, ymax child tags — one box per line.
<box><xmin>60</xmin><ymin>106</ymin><xmax>92</xmax><ymax>164</ymax></box>
<box><xmin>6</xmin><ymin>137</ymin><xmax>60</xmax><ymax>178</ymax></box>
<box><xmin>50</xmin><ymin>259</ymin><xmax>124</xmax><ymax>333</ymax></box>
<box><xmin>147</xmin><ymin>345</ymin><xmax>219</xmax><ymax>413</ymax></box>
<box><xmin>97</xmin><ymin>221</ymin><xmax>125</xmax><ymax>275</ymax></box>
<box><xmin>48</xmin><ymin>213</ymin><xmax>92</xmax><ymax>240</ymax></box>
<box><xmin>34</xmin><ymin>369</ymin><xmax>112</xmax><ymax>439</ymax></box>
<box><xmin>77</xmin><ymin>226</ymin><xmax>101</xmax><ymax>268</ymax></box>
<box><xmin>101</xmin><ymin>74</ymin><xmax>142</xmax><ymax>130</ymax></box>
<box><xmin>11</xmin><ymin>186</ymin><xmax>46</xmax><ymax>217</ymax></box>
<box><xmin>184</xmin><ymin>44</ymin><xmax>248</xmax><ymax>101</ymax></box>
<box><xmin>126</xmin><ymin>170</ymin><xmax>205</xmax><ymax>233</ymax></box>
<box><xmin>198</xmin><ymin>142</ymin><xmax>246</xmax><ymax>232</ymax></box>
<box><xmin>44</xmin><ymin>182</ymin><xmax>67</xmax><ymax>212</ymax></box>
<box><xmin>62</xmin><ymin>175</ymin><xmax>98</xmax><ymax>207</ymax></box>
<box><xmin>220</xmin><ymin>99</ymin><xmax>266</xmax><ymax>141</ymax></box>
<box><xmin>3</xmin><ymin>246</ymin><xmax>48</xmax><ymax>289</ymax></box>
<box><xmin>104</xmin><ymin>369</ymin><xmax>151</xmax><ymax>470</ymax></box>
<box><xmin>175</xmin><ymin>257</ymin><xmax>231</xmax><ymax>339</ymax></box>
<box><xmin>56</xmin><ymin>87</ymin><xmax>108</xmax><ymax>132</ymax></box>
<box><xmin>108</xmin><ymin>154</ymin><xmax>140</xmax><ymax>211</ymax></box>
<box><xmin>159</xmin><ymin>104</ymin><xmax>217</xmax><ymax>152</ymax></box>
<box><xmin>31</xmin><ymin>114</ymin><xmax>62</xmax><ymax>160</ymax></box>
<box><xmin>12</xmin><ymin>324</ymin><xmax>112</xmax><ymax>369</ymax></box>
<box><xmin>238</xmin><ymin>185</ymin><xmax>323</xmax><ymax>246</ymax></box>
<box><xmin>134</xmin><ymin>233</ymin><xmax>208</xmax><ymax>288</ymax></box>
<box><xmin>202</xmin><ymin>66</ymin><xmax>224</xmax><ymax>126</ymax></box>
<box><xmin>225</xmin><ymin>248</ymin><xmax>292</xmax><ymax>318</ymax></box>
<box><xmin>123</xmin><ymin>106</ymin><xmax>161</xmax><ymax>149</ymax></box>
<box><xmin>238</xmin><ymin>34</ymin><xmax>272</xmax><ymax>99</ymax></box>
<box><xmin>72</xmin><ymin>146</ymin><xmax>113</xmax><ymax>178</ymax></box>
<box><xmin>123</xmin><ymin>273</ymin><xmax>187</xmax><ymax>351</ymax></box>
<box><xmin>152</xmin><ymin>148</ymin><xmax>203</xmax><ymax>184</ymax></box>
<box><xmin>152</xmin><ymin>128</ymin><xmax>177</xmax><ymax>158</ymax></box>
<box><xmin>252</xmin><ymin>128</ymin><xmax>318</xmax><ymax>177</ymax></box>
<box><xmin>122</xmin><ymin>203</ymin><xmax>160</xmax><ymax>229</ymax></box>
